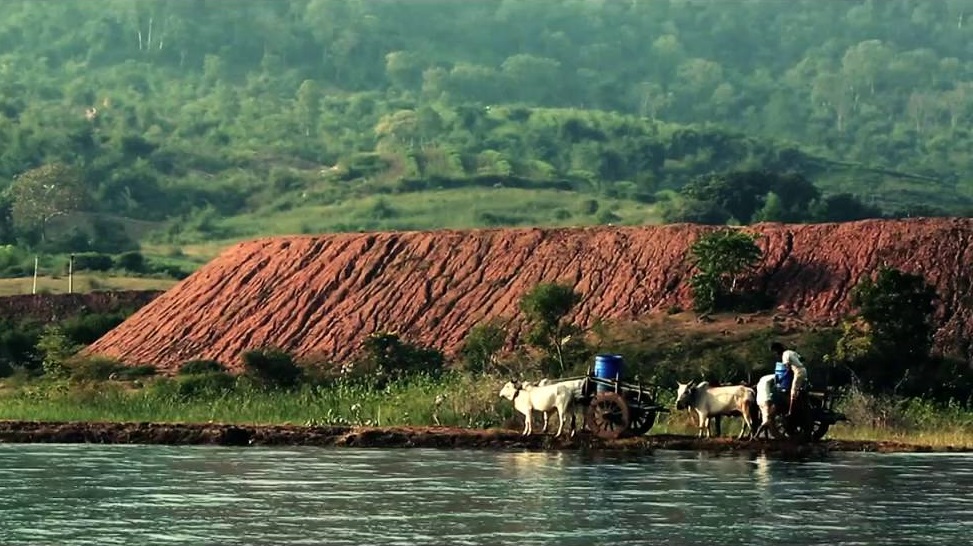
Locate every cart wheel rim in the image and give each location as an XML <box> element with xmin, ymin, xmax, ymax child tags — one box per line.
<box><xmin>585</xmin><ymin>392</ymin><xmax>631</xmax><ymax>440</ymax></box>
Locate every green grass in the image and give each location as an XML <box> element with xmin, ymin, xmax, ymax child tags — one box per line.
<box><xmin>0</xmin><ymin>374</ymin><xmax>510</xmax><ymax>428</ymax></box>
<box><xmin>135</xmin><ymin>187</ymin><xmax>662</xmax><ymax>266</ymax></box>
<box><xmin>2</xmin><ymin>373</ymin><xmax>972</xmax><ymax>449</ymax></box>
<box><xmin>213</xmin><ymin>187</ymin><xmax>662</xmax><ymax>239</ymax></box>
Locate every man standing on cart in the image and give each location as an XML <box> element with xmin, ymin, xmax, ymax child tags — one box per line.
<box><xmin>771</xmin><ymin>341</ymin><xmax>808</xmax><ymax>417</ymax></box>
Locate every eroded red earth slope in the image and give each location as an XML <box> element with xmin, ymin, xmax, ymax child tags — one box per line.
<box><xmin>85</xmin><ymin>219</ymin><xmax>973</xmax><ymax>372</ymax></box>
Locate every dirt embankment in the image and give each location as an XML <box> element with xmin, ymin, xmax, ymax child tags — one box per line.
<box><xmin>0</xmin><ymin>421</ymin><xmax>964</xmax><ymax>456</ymax></box>
<box><xmin>84</xmin><ymin>218</ymin><xmax>973</xmax><ymax>372</ymax></box>
<box><xmin>0</xmin><ymin>290</ymin><xmax>162</xmax><ymax>322</ymax></box>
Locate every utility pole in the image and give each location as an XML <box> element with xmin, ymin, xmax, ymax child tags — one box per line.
<box><xmin>31</xmin><ymin>255</ymin><xmax>38</xmax><ymax>295</ymax></box>
<box><xmin>68</xmin><ymin>253</ymin><xmax>75</xmax><ymax>294</ymax></box>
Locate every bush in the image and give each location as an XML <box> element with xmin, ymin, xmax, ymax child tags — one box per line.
<box><xmin>178</xmin><ymin>359</ymin><xmax>227</xmax><ymax>375</ymax></box>
<box><xmin>72</xmin><ymin>252</ymin><xmax>114</xmax><ymax>272</ymax></box>
<box><xmin>176</xmin><ymin>371</ymin><xmax>237</xmax><ymax>398</ymax></box>
<box><xmin>115</xmin><ymin>251</ymin><xmax>146</xmax><ymax>273</ymax></box>
<box><xmin>69</xmin><ymin>356</ymin><xmax>127</xmax><ymax>381</ymax></box>
<box><xmin>242</xmin><ymin>347</ymin><xmax>303</xmax><ymax>388</ymax></box>
<box><xmin>0</xmin><ymin>319</ymin><xmax>43</xmax><ymax>375</ymax></box>
<box><xmin>579</xmin><ymin>199</ymin><xmax>599</xmax><ymax>215</ymax></box>
<box><xmin>114</xmin><ymin>364</ymin><xmax>157</xmax><ymax>380</ymax></box>
<box><xmin>354</xmin><ymin>332</ymin><xmax>445</xmax><ymax>382</ymax></box>
<box><xmin>36</xmin><ymin>325</ymin><xmax>80</xmax><ymax>378</ymax></box>
<box><xmin>459</xmin><ymin>319</ymin><xmax>508</xmax><ymax>374</ymax></box>
<box><xmin>60</xmin><ymin>312</ymin><xmax>126</xmax><ymax>345</ymax></box>
<box><xmin>688</xmin><ymin>229</ymin><xmax>763</xmax><ymax>313</ymax></box>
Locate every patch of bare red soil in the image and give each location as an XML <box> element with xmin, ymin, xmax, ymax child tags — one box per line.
<box><xmin>84</xmin><ymin>218</ymin><xmax>973</xmax><ymax>372</ymax></box>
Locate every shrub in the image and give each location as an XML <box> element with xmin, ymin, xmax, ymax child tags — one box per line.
<box><xmin>59</xmin><ymin>312</ymin><xmax>126</xmax><ymax>345</ymax></box>
<box><xmin>242</xmin><ymin>347</ymin><xmax>302</xmax><ymax>388</ymax></box>
<box><xmin>0</xmin><ymin>320</ymin><xmax>43</xmax><ymax>376</ymax></box>
<box><xmin>459</xmin><ymin>319</ymin><xmax>508</xmax><ymax>374</ymax></box>
<box><xmin>578</xmin><ymin>199</ymin><xmax>599</xmax><ymax>215</ymax></box>
<box><xmin>115</xmin><ymin>251</ymin><xmax>146</xmax><ymax>273</ymax></box>
<box><xmin>687</xmin><ymin>229</ymin><xmax>763</xmax><ymax>313</ymax></box>
<box><xmin>69</xmin><ymin>356</ymin><xmax>127</xmax><ymax>381</ymax></box>
<box><xmin>72</xmin><ymin>252</ymin><xmax>114</xmax><ymax>272</ymax></box>
<box><xmin>36</xmin><ymin>325</ymin><xmax>80</xmax><ymax>378</ymax></box>
<box><xmin>519</xmin><ymin>282</ymin><xmax>584</xmax><ymax>374</ymax></box>
<box><xmin>354</xmin><ymin>332</ymin><xmax>445</xmax><ymax>382</ymax></box>
<box><xmin>176</xmin><ymin>372</ymin><xmax>237</xmax><ymax>398</ymax></box>
<box><xmin>114</xmin><ymin>364</ymin><xmax>157</xmax><ymax>380</ymax></box>
<box><xmin>178</xmin><ymin>359</ymin><xmax>227</xmax><ymax>375</ymax></box>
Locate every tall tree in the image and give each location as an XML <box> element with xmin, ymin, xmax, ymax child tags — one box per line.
<box><xmin>7</xmin><ymin>163</ymin><xmax>87</xmax><ymax>242</ymax></box>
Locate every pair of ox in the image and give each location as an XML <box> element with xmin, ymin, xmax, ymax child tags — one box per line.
<box><xmin>498</xmin><ymin>378</ymin><xmax>585</xmax><ymax>438</ymax></box>
<box><xmin>674</xmin><ymin>378</ymin><xmax>777</xmax><ymax>440</ymax></box>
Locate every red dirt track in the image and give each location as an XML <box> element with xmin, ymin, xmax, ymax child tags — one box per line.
<box><xmin>84</xmin><ymin>219</ymin><xmax>973</xmax><ymax>372</ymax></box>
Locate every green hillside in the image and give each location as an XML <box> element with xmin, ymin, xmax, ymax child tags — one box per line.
<box><xmin>0</xmin><ymin>0</ymin><xmax>971</xmax><ymax>278</ymax></box>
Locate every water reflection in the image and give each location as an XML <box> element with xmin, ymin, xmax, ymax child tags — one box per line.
<box><xmin>0</xmin><ymin>445</ymin><xmax>970</xmax><ymax>545</ymax></box>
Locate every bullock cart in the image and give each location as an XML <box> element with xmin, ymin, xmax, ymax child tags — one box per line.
<box><xmin>767</xmin><ymin>387</ymin><xmax>847</xmax><ymax>442</ymax></box>
<box><xmin>576</xmin><ymin>371</ymin><xmax>670</xmax><ymax>440</ymax></box>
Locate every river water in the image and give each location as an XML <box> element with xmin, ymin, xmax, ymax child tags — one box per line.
<box><xmin>0</xmin><ymin>445</ymin><xmax>970</xmax><ymax>545</ymax></box>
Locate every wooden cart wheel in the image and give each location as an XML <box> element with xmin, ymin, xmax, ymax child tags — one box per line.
<box><xmin>585</xmin><ymin>392</ymin><xmax>631</xmax><ymax>440</ymax></box>
<box><xmin>768</xmin><ymin>411</ymin><xmax>813</xmax><ymax>443</ymax></box>
<box><xmin>629</xmin><ymin>410</ymin><xmax>657</xmax><ymax>436</ymax></box>
<box><xmin>811</xmin><ymin>421</ymin><xmax>831</xmax><ymax>441</ymax></box>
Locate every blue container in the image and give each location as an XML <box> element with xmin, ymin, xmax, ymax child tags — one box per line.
<box><xmin>594</xmin><ymin>354</ymin><xmax>624</xmax><ymax>393</ymax></box>
<box><xmin>774</xmin><ymin>361</ymin><xmax>793</xmax><ymax>391</ymax></box>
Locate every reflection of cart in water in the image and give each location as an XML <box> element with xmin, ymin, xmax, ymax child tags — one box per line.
<box><xmin>574</xmin><ymin>355</ymin><xmax>670</xmax><ymax>440</ymax></box>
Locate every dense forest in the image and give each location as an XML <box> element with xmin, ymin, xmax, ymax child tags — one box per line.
<box><xmin>0</xmin><ymin>0</ymin><xmax>972</xmax><ymax>271</ymax></box>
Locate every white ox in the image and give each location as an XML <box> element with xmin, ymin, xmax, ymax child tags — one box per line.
<box><xmin>675</xmin><ymin>381</ymin><xmax>757</xmax><ymax>439</ymax></box>
<box><xmin>499</xmin><ymin>380</ymin><xmax>577</xmax><ymax>437</ymax></box>
<box><xmin>533</xmin><ymin>378</ymin><xmax>586</xmax><ymax>432</ymax></box>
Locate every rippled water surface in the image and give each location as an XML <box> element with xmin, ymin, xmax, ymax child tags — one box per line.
<box><xmin>0</xmin><ymin>444</ymin><xmax>971</xmax><ymax>545</ymax></box>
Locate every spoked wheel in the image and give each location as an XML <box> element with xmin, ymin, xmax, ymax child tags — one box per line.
<box><xmin>768</xmin><ymin>411</ymin><xmax>814</xmax><ymax>443</ymax></box>
<box><xmin>808</xmin><ymin>397</ymin><xmax>830</xmax><ymax>441</ymax></box>
<box><xmin>629</xmin><ymin>409</ymin><xmax>657</xmax><ymax>436</ymax></box>
<box><xmin>585</xmin><ymin>392</ymin><xmax>631</xmax><ymax>440</ymax></box>
<box><xmin>811</xmin><ymin>421</ymin><xmax>831</xmax><ymax>441</ymax></box>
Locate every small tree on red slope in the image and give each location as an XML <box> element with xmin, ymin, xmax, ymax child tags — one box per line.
<box><xmin>688</xmin><ymin>229</ymin><xmax>763</xmax><ymax>313</ymax></box>
<box><xmin>519</xmin><ymin>282</ymin><xmax>583</xmax><ymax>375</ymax></box>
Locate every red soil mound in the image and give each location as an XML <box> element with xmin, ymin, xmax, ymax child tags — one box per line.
<box><xmin>84</xmin><ymin>218</ymin><xmax>973</xmax><ymax>372</ymax></box>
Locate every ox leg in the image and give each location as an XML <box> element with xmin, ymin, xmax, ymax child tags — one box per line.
<box><xmin>541</xmin><ymin>411</ymin><xmax>551</xmax><ymax>433</ymax></box>
<box><xmin>696</xmin><ymin>411</ymin><xmax>707</xmax><ymax>438</ymax></box>
<box><xmin>738</xmin><ymin>413</ymin><xmax>749</xmax><ymax>440</ymax></box>
<box><xmin>522</xmin><ymin>410</ymin><xmax>531</xmax><ymax>436</ymax></box>
<box><xmin>553</xmin><ymin>407</ymin><xmax>565</xmax><ymax>438</ymax></box>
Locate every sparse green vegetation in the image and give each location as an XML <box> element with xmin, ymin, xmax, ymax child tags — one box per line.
<box><xmin>0</xmin><ymin>0</ymin><xmax>968</xmax><ymax>283</ymax></box>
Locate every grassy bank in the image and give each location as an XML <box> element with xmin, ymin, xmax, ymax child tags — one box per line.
<box><xmin>0</xmin><ymin>374</ymin><xmax>509</xmax><ymax>429</ymax></box>
<box><xmin>1</xmin><ymin>373</ymin><xmax>971</xmax><ymax>449</ymax></box>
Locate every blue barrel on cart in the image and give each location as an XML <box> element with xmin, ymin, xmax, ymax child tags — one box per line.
<box><xmin>594</xmin><ymin>354</ymin><xmax>624</xmax><ymax>393</ymax></box>
<box><xmin>775</xmin><ymin>361</ymin><xmax>793</xmax><ymax>391</ymax></box>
